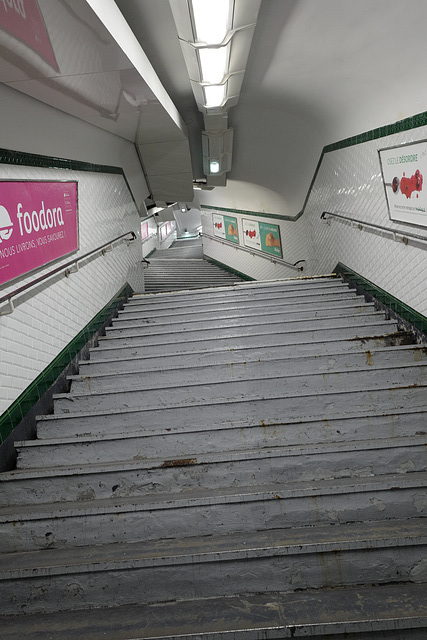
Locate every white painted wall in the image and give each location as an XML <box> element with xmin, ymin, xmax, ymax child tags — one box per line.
<box><xmin>306</xmin><ymin>129</ymin><xmax>427</xmax><ymax>318</ymax></box>
<box><xmin>0</xmin><ymin>86</ymin><xmax>148</xmax><ymax>416</ymax></box>
<box><xmin>0</xmin><ymin>84</ymin><xmax>149</xmax><ymax>213</ymax></box>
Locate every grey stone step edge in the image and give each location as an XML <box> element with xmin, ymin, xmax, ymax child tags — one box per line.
<box><xmin>82</xmin><ymin>334</ymin><xmax>418</xmax><ymax>369</ymax></box>
<box><xmin>1</xmin><ymin>583</ymin><xmax>425</xmax><ymax>640</ymax></box>
<box><xmin>5</xmin><ymin>433</ymin><xmax>427</xmax><ymax>481</ymax></box>
<box><xmin>1</xmin><ymin>471</ymin><xmax>426</xmax><ymax>524</ymax></box>
<box><xmin>68</xmin><ymin>344</ymin><xmax>427</xmax><ymax>386</ymax></box>
<box><xmin>1</xmin><ymin>518</ymin><xmax>425</xmax><ymax>579</ymax></box>
<box><xmin>58</xmin><ymin>359</ymin><xmax>427</xmax><ymax>403</ymax></box>
<box><xmin>128</xmin><ymin>280</ymin><xmax>349</xmax><ymax>305</ymax></box>
<box><xmin>14</xmin><ymin>406</ymin><xmax>427</xmax><ymax>451</ymax></box>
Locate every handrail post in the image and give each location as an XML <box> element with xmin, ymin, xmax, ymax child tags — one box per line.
<box><xmin>65</xmin><ymin>262</ymin><xmax>79</xmax><ymax>278</ymax></box>
<box><xmin>0</xmin><ymin>297</ymin><xmax>15</xmax><ymax>317</ymax></box>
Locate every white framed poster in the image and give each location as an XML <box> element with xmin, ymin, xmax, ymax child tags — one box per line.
<box><xmin>379</xmin><ymin>140</ymin><xmax>427</xmax><ymax>227</ymax></box>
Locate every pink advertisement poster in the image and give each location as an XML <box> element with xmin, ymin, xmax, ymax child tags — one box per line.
<box><xmin>141</xmin><ymin>221</ymin><xmax>149</xmax><ymax>240</ymax></box>
<box><xmin>0</xmin><ymin>181</ymin><xmax>79</xmax><ymax>286</ymax></box>
<box><xmin>0</xmin><ymin>0</ymin><xmax>59</xmax><ymax>71</ymax></box>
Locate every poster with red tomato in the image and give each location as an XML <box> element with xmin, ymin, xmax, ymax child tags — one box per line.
<box><xmin>379</xmin><ymin>141</ymin><xmax>427</xmax><ymax>227</ymax></box>
<box><xmin>242</xmin><ymin>218</ymin><xmax>261</xmax><ymax>250</ymax></box>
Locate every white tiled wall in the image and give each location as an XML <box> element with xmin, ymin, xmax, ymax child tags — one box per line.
<box><xmin>202</xmin><ymin>124</ymin><xmax>427</xmax><ymax>318</ymax></box>
<box><xmin>201</xmin><ymin>209</ymin><xmax>315</xmax><ymax>281</ymax></box>
<box><xmin>0</xmin><ymin>164</ymin><xmax>143</xmax><ymax>415</ymax></box>
<box><xmin>306</xmin><ymin>128</ymin><xmax>427</xmax><ymax>317</ymax></box>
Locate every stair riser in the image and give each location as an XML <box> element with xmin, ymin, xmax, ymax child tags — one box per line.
<box><xmin>111</xmin><ymin>306</ymin><xmax>376</xmax><ymax>332</ymax></box>
<box><xmin>3</xmin><ymin>444</ymin><xmax>426</xmax><ymax>506</ymax></box>
<box><xmin>101</xmin><ymin>315</ymin><xmax>393</xmax><ymax>345</ymax></box>
<box><xmin>127</xmin><ymin>280</ymin><xmax>348</xmax><ymax>308</ymax></box>
<box><xmin>16</xmin><ymin>412</ymin><xmax>427</xmax><ymax>469</ymax></box>
<box><xmin>1</xmin><ymin>484</ymin><xmax>424</xmax><ymax>552</ymax></box>
<box><xmin>84</xmin><ymin>335</ymin><xmax>416</xmax><ymax>369</ymax></box>
<box><xmin>37</xmin><ymin>385</ymin><xmax>427</xmax><ymax>438</ymax></box>
<box><xmin>55</xmin><ymin>365</ymin><xmax>427</xmax><ymax>414</ymax></box>
<box><xmin>69</xmin><ymin>348</ymin><xmax>427</xmax><ymax>394</ymax></box>
<box><xmin>117</xmin><ymin>295</ymin><xmax>363</xmax><ymax>322</ymax></box>
<box><xmin>1</xmin><ymin>546</ymin><xmax>424</xmax><ymax>615</ymax></box>
<box><xmin>97</xmin><ymin>323</ymin><xmax>398</xmax><ymax>353</ymax></box>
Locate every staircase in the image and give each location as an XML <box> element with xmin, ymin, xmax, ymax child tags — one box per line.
<box><xmin>1</xmin><ymin>275</ymin><xmax>427</xmax><ymax>639</ymax></box>
<box><xmin>143</xmin><ymin>238</ymin><xmax>243</xmax><ymax>292</ymax></box>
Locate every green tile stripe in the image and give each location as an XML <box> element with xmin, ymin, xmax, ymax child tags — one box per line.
<box><xmin>202</xmin><ymin>109</ymin><xmax>427</xmax><ymax>222</ymax></box>
<box><xmin>335</xmin><ymin>263</ymin><xmax>427</xmax><ymax>335</ymax></box>
<box><xmin>0</xmin><ymin>147</ymin><xmax>140</xmax><ymax>212</ymax></box>
<box><xmin>324</xmin><ymin>110</ymin><xmax>427</xmax><ymax>154</ymax></box>
<box><xmin>204</xmin><ymin>256</ymin><xmax>254</xmax><ymax>281</ymax></box>
<box><xmin>0</xmin><ymin>284</ymin><xmax>133</xmax><ymax>444</ymax></box>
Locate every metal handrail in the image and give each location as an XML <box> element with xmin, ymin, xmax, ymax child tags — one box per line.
<box><xmin>203</xmin><ymin>232</ymin><xmax>305</xmax><ymax>271</ymax></box>
<box><xmin>0</xmin><ymin>230</ymin><xmax>136</xmax><ymax>316</ymax></box>
<box><xmin>321</xmin><ymin>211</ymin><xmax>427</xmax><ymax>246</ymax></box>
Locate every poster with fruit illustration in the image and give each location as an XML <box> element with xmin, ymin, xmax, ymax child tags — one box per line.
<box><xmin>243</xmin><ymin>219</ymin><xmax>282</xmax><ymax>257</ymax></box>
<box><xmin>213</xmin><ymin>213</ymin><xmax>239</xmax><ymax>243</ymax></box>
<box><xmin>379</xmin><ymin>141</ymin><xmax>427</xmax><ymax>227</ymax></box>
<box><xmin>259</xmin><ymin>222</ymin><xmax>282</xmax><ymax>257</ymax></box>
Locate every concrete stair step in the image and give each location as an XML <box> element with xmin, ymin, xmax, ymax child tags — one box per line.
<box><xmin>0</xmin><ymin>519</ymin><xmax>425</xmax><ymax>615</ymax></box>
<box><xmin>53</xmin><ymin>361</ymin><xmax>427</xmax><ymax>414</ymax></box>
<box><xmin>1</xmin><ymin>582</ymin><xmax>426</xmax><ymax>640</ymax></box>
<box><xmin>84</xmin><ymin>331</ymin><xmax>416</xmax><ymax>368</ymax></box>
<box><xmin>98</xmin><ymin>320</ymin><xmax>399</xmax><ymax>353</ymax></box>
<box><xmin>121</xmin><ymin>291</ymin><xmax>362</xmax><ymax>318</ymax></box>
<box><xmin>2</xmin><ymin>435</ymin><xmax>426</xmax><ymax>506</ymax></box>
<box><xmin>7</xmin><ymin>581</ymin><xmax>427</xmax><ymax>640</ymax></box>
<box><xmin>108</xmin><ymin>306</ymin><xmax>381</xmax><ymax>335</ymax></box>
<box><xmin>68</xmin><ymin>345</ymin><xmax>427</xmax><ymax>394</ymax></box>
<box><xmin>114</xmin><ymin>299</ymin><xmax>374</xmax><ymax>327</ymax></box>
<box><xmin>126</xmin><ymin>278</ymin><xmax>350</xmax><ymax>310</ymax></box>
<box><xmin>1</xmin><ymin>472</ymin><xmax>425</xmax><ymax>552</ymax></box>
<box><xmin>103</xmin><ymin>311</ymin><xmax>393</xmax><ymax>343</ymax></box>
<box><xmin>15</xmin><ymin>408</ymin><xmax>427</xmax><ymax>469</ymax></box>
<box><xmin>35</xmin><ymin>384</ymin><xmax>427</xmax><ymax>438</ymax></box>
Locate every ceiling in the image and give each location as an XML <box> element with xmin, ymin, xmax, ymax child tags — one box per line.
<box><xmin>1</xmin><ymin>0</ymin><xmax>427</xmax><ymax>214</ymax></box>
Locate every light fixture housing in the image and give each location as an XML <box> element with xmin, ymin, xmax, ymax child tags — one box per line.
<box><xmin>169</xmin><ymin>0</ymin><xmax>261</xmax><ymax>184</ymax></box>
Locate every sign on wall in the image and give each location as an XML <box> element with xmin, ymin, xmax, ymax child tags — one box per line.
<box><xmin>141</xmin><ymin>221</ymin><xmax>149</xmax><ymax>240</ymax></box>
<box><xmin>213</xmin><ymin>213</ymin><xmax>239</xmax><ymax>243</ymax></box>
<box><xmin>243</xmin><ymin>219</ymin><xmax>282</xmax><ymax>257</ymax></box>
<box><xmin>0</xmin><ymin>181</ymin><xmax>79</xmax><ymax>286</ymax></box>
<box><xmin>0</xmin><ymin>0</ymin><xmax>59</xmax><ymax>71</ymax></box>
<box><xmin>379</xmin><ymin>140</ymin><xmax>427</xmax><ymax>227</ymax></box>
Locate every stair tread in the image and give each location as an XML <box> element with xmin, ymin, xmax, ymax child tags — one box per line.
<box><xmin>1</xmin><ymin>583</ymin><xmax>426</xmax><ymax>640</ymax></box>
<box><xmin>86</xmin><ymin>331</ymin><xmax>418</xmax><ymax>371</ymax></box>
<box><xmin>1</xmin><ymin>471</ymin><xmax>426</xmax><ymax>521</ymax></box>
<box><xmin>7</xmin><ymin>434</ymin><xmax>427</xmax><ymax>479</ymax></box>
<box><xmin>2</xmin><ymin>517</ymin><xmax>425</xmax><ymax>577</ymax></box>
<box><xmin>38</xmin><ymin>379</ymin><xmax>427</xmax><ymax>423</ymax></box>
<box><xmin>15</xmin><ymin>406</ymin><xmax>427</xmax><ymax>448</ymax></box>
<box><xmin>61</xmin><ymin>359</ymin><xmax>427</xmax><ymax>400</ymax></box>
<box><xmin>72</xmin><ymin>345</ymin><xmax>427</xmax><ymax>383</ymax></box>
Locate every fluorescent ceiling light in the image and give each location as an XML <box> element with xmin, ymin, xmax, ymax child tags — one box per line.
<box><xmin>210</xmin><ymin>160</ymin><xmax>220</xmax><ymax>173</ymax></box>
<box><xmin>192</xmin><ymin>0</ymin><xmax>231</xmax><ymax>45</ymax></box>
<box><xmin>199</xmin><ymin>47</ymin><xmax>228</xmax><ymax>84</ymax></box>
<box><xmin>204</xmin><ymin>84</ymin><xmax>225</xmax><ymax>107</ymax></box>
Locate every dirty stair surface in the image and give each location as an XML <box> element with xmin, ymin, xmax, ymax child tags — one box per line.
<box><xmin>1</xmin><ymin>275</ymin><xmax>426</xmax><ymax>639</ymax></box>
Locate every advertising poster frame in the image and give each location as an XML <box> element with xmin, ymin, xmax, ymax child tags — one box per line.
<box><xmin>0</xmin><ymin>180</ymin><xmax>79</xmax><ymax>287</ymax></box>
<box><xmin>213</xmin><ymin>213</ymin><xmax>239</xmax><ymax>244</ymax></box>
<box><xmin>379</xmin><ymin>140</ymin><xmax>427</xmax><ymax>228</ymax></box>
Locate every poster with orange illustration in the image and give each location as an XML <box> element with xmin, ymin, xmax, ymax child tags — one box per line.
<box><xmin>379</xmin><ymin>141</ymin><xmax>427</xmax><ymax>228</ymax></box>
